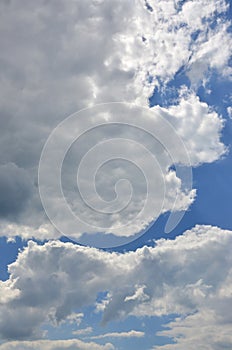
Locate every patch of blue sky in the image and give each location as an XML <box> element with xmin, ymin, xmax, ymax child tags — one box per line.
<box><xmin>0</xmin><ymin>237</ymin><xmax>25</xmax><ymax>281</ymax></box>
<box><xmin>174</xmin><ymin>0</ymin><xmax>188</xmax><ymax>13</ymax></box>
<box><xmin>144</xmin><ymin>1</ymin><xmax>153</xmax><ymax>13</ymax></box>
<box><xmin>149</xmin><ymin>68</ymin><xmax>191</xmax><ymax>108</ymax></box>
<box><xmin>41</xmin><ymin>307</ymin><xmax>176</xmax><ymax>350</ymax></box>
<box><xmin>202</xmin><ymin>6</ymin><xmax>231</xmax><ymax>31</ymax></box>
<box><xmin>197</xmin><ymin>70</ymin><xmax>232</xmax><ymax>116</ymax></box>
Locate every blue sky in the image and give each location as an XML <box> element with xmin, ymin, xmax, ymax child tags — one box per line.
<box><xmin>0</xmin><ymin>1</ymin><xmax>232</xmax><ymax>350</ymax></box>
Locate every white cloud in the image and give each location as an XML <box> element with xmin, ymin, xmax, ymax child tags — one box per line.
<box><xmin>152</xmin><ymin>92</ymin><xmax>226</xmax><ymax>165</ymax></box>
<box><xmin>0</xmin><ymin>225</ymin><xmax>232</xmax><ymax>349</ymax></box>
<box><xmin>89</xmin><ymin>330</ymin><xmax>144</xmax><ymax>340</ymax></box>
<box><xmin>0</xmin><ymin>0</ymin><xmax>230</xmax><ymax>241</ymax></box>
<box><xmin>73</xmin><ymin>327</ymin><xmax>93</xmax><ymax>337</ymax></box>
<box><xmin>0</xmin><ymin>222</ymin><xmax>55</xmax><ymax>240</ymax></box>
<box><xmin>0</xmin><ymin>1</ymin><xmax>231</xmax><ymax>348</ymax></box>
<box><xmin>187</xmin><ymin>22</ymin><xmax>232</xmax><ymax>85</ymax></box>
<box><xmin>0</xmin><ymin>280</ymin><xmax>20</xmax><ymax>304</ymax></box>
<box><xmin>1</xmin><ymin>92</ymin><xmax>226</xmax><ymax>241</ymax></box>
<box><xmin>153</xmin><ymin>310</ymin><xmax>232</xmax><ymax>349</ymax></box>
<box><xmin>0</xmin><ymin>339</ymin><xmax>114</xmax><ymax>350</ymax></box>
<box><xmin>180</xmin><ymin>0</ymin><xmax>227</xmax><ymax>29</ymax></box>
<box><xmin>227</xmin><ymin>106</ymin><xmax>232</xmax><ymax>119</ymax></box>
<box><xmin>63</xmin><ymin>313</ymin><xmax>84</xmax><ymax>326</ymax></box>
<box><xmin>124</xmin><ymin>285</ymin><xmax>149</xmax><ymax>302</ymax></box>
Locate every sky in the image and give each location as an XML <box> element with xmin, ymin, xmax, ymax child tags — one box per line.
<box><xmin>0</xmin><ymin>0</ymin><xmax>232</xmax><ymax>349</ymax></box>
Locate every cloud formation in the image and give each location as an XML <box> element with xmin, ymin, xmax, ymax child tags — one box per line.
<box><xmin>89</xmin><ymin>330</ymin><xmax>144</xmax><ymax>340</ymax></box>
<box><xmin>0</xmin><ymin>0</ymin><xmax>230</xmax><ymax>241</ymax></box>
<box><xmin>0</xmin><ymin>1</ymin><xmax>231</xmax><ymax>349</ymax></box>
<box><xmin>0</xmin><ymin>339</ymin><xmax>114</xmax><ymax>350</ymax></box>
<box><xmin>0</xmin><ymin>225</ymin><xmax>232</xmax><ymax>348</ymax></box>
<box><xmin>0</xmin><ymin>163</ymin><xmax>33</xmax><ymax>218</ymax></box>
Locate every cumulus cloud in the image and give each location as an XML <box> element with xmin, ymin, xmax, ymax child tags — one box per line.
<box><xmin>153</xmin><ymin>91</ymin><xmax>226</xmax><ymax>165</ymax></box>
<box><xmin>0</xmin><ymin>225</ymin><xmax>232</xmax><ymax>349</ymax></box>
<box><xmin>0</xmin><ymin>0</ymin><xmax>230</xmax><ymax>240</ymax></box>
<box><xmin>0</xmin><ymin>339</ymin><xmax>114</xmax><ymax>350</ymax></box>
<box><xmin>39</xmin><ymin>95</ymin><xmax>226</xmax><ymax>239</ymax></box>
<box><xmin>1</xmin><ymin>93</ymin><xmax>226</xmax><ymax>241</ymax></box>
<box><xmin>0</xmin><ymin>280</ymin><xmax>20</xmax><ymax>304</ymax></box>
<box><xmin>153</xmin><ymin>309</ymin><xmax>232</xmax><ymax>349</ymax></box>
<box><xmin>0</xmin><ymin>1</ymin><xmax>231</xmax><ymax>349</ymax></box>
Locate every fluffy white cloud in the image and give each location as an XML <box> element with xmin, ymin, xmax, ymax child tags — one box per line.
<box><xmin>1</xmin><ymin>92</ymin><xmax>226</xmax><ymax>241</ymax></box>
<box><xmin>0</xmin><ymin>222</ymin><xmax>55</xmax><ymax>240</ymax></box>
<box><xmin>0</xmin><ymin>339</ymin><xmax>114</xmax><ymax>350</ymax></box>
<box><xmin>154</xmin><ymin>91</ymin><xmax>226</xmax><ymax>165</ymax></box>
<box><xmin>0</xmin><ymin>0</ymin><xmax>230</xmax><ymax>241</ymax></box>
<box><xmin>38</xmin><ymin>94</ymin><xmax>226</xmax><ymax>240</ymax></box>
<box><xmin>153</xmin><ymin>309</ymin><xmax>232</xmax><ymax>349</ymax></box>
<box><xmin>0</xmin><ymin>225</ymin><xmax>232</xmax><ymax>349</ymax></box>
<box><xmin>0</xmin><ymin>280</ymin><xmax>20</xmax><ymax>304</ymax></box>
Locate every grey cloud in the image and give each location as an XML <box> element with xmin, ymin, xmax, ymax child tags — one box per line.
<box><xmin>0</xmin><ymin>163</ymin><xmax>33</xmax><ymax>218</ymax></box>
<box><xmin>0</xmin><ymin>0</ymin><xmax>230</xmax><ymax>239</ymax></box>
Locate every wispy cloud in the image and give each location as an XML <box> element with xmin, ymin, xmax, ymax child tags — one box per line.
<box><xmin>73</xmin><ymin>327</ymin><xmax>93</xmax><ymax>336</ymax></box>
<box><xmin>88</xmin><ymin>330</ymin><xmax>145</xmax><ymax>340</ymax></box>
